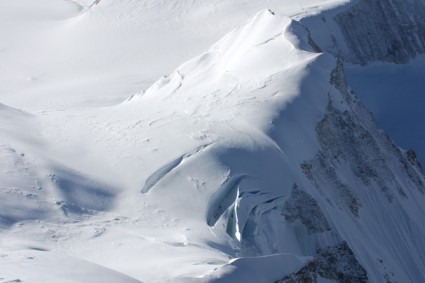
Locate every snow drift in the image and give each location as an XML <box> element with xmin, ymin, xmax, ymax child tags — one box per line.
<box><xmin>1</xmin><ymin>1</ymin><xmax>425</xmax><ymax>282</ymax></box>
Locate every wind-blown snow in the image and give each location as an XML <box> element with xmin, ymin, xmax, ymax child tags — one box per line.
<box><xmin>1</xmin><ymin>0</ymin><xmax>425</xmax><ymax>282</ymax></box>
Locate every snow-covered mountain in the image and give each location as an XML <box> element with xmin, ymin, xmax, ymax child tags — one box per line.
<box><xmin>1</xmin><ymin>0</ymin><xmax>425</xmax><ymax>282</ymax></box>
<box><xmin>301</xmin><ymin>0</ymin><xmax>425</xmax><ymax>175</ymax></box>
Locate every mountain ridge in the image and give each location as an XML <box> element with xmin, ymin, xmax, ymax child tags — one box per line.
<box><xmin>1</xmin><ymin>1</ymin><xmax>425</xmax><ymax>282</ymax></box>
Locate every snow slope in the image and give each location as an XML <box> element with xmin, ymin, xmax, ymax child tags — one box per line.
<box><xmin>1</xmin><ymin>0</ymin><xmax>425</xmax><ymax>282</ymax></box>
<box><xmin>345</xmin><ymin>57</ymin><xmax>425</xmax><ymax>172</ymax></box>
<box><xmin>301</xmin><ymin>0</ymin><xmax>425</xmax><ymax>168</ymax></box>
<box><xmin>0</xmin><ymin>0</ymin><xmax>349</xmax><ymax>111</ymax></box>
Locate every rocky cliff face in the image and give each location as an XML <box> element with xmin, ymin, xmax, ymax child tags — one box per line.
<box><xmin>276</xmin><ymin>242</ymin><xmax>368</xmax><ymax>283</ymax></box>
<box><xmin>214</xmin><ymin>55</ymin><xmax>425</xmax><ymax>282</ymax></box>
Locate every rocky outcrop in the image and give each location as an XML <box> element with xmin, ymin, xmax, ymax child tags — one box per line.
<box><xmin>276</xmin><ymin>242</ymin><xmax>368</xmax><ymax>283</ymax></box>
<box><xmin>406</xmin><ymin>149</ymin><xmax>423</xmax><ymax>173</ymax></box>
<box><xmin>282</xmin><ymin>184</ymin><xmax>331</xmax><ymax>235</ymax></box>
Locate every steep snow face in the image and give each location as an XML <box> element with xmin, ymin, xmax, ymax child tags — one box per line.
<box><xmin>300</xmin><ymin>64</ymin><xmax>425</xmax><ymax>282</ymax></box>
<box><xmin>125</xmin><ymin>10</ymin><xmax>425</xmax><ymax>283</ymax></box>
<box><xmin>200</xmin><ymin>60</ymin><xmax>425</xmax><ymax>282</ymax></box>
<box><xmin>301</xmin><ymin>0</ymin><xmax>425</xmax><ymax>170</ymax></box>
<box><xmin>2</xmin><ymin>1</ymin><xmax>425</xmax><ymax>283</ymax></box>
<box><xmin>335</xmin><ymin>0</ymin><xmax>425</xmax><ymax>64</ymax></box>
<box><xmin>345</xmin><ymin>58</ymin><xmax>425</xmax><ymax>170</ymax></box>
<box><xmin>304</xmin><ymin>0</ymin><xmax>425</xmax><ymax>65</ymax></box>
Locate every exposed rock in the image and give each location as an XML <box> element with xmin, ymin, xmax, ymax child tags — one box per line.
<box><xmin>276</xmin><ymin>242</ymin><xmax>368</xmax><ymax>283</ymax></box>
<box><xmin>275</xmin><ymin>260</ymin><xmax>317</xmax><ymax>283</ymax></box>
<box><xmin>329</xmin><ymin>59</ymin><xmax>348</xmax><ymax>96</ymax></box>
<box><xmin>315</xmin><ymin>101</ymin><xmax>402</xmax><ymax>203</ymax></box>
<box><xmin>315</xmin><ymin>242</ymin><xmax>368</xmax><ymax>282</ymax></box>
<box><xmin>282</xmin><ymin>184</ymin><xmax>332</xmax><ymax>235</ymax></box>
<box><xmin>406</xmin><ymin>149</ymin><xmax>423</xmax><ymax>173</ymax></box>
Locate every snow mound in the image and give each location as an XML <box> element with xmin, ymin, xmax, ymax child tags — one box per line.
<box><xmin>130</xmin><ymin>9</ymin><xmax>318</xmax><ymax>102</ymax></box>
<box><xmin>123</xmin><ymin>9</ymin><xmax>425</xmax><ymax>283</ymax></box>
<box><xmin>2</xmin><ymin>2</ymin><xmax>425</xmax><ymax>282</ymax></box>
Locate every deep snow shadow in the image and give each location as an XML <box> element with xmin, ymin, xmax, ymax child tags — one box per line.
<box><xmin>50</xmin><ymin>168</ymin><xmax>116</xmax><ymax>215</ymax></box>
